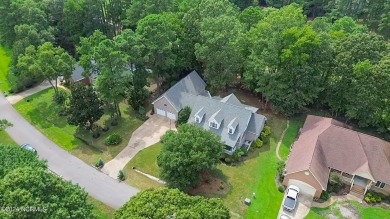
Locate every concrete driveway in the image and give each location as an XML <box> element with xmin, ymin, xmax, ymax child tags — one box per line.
<box><xmin>277</xmin><ymin>193</ymin><xmax>313</xmax><ymax>219</ymax></box>
<box><xmin>0</xmin><ymin>92</ymin><xmax>139</xmax><ymax>209</ymax></box>
<box><xmin>102</xmin><ymin>115</ymin><xmax>174</xmax><ymax>178</ymax></box>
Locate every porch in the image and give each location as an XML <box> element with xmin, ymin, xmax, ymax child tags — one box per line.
<box><xmin>350</xmin><ymin>176</ymin><xmax>371</xmax><ymax>198</ymax></box>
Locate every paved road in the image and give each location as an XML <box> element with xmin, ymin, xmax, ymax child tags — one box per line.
<box><xmin>0</xmin><ymin>92</ymin><xmax>139</xmax><ymax>209</ymax></box>
<box><xmin>102</xmin><ymin>115</ymin><xmax>174</xmax><ymax>178</ymax></box>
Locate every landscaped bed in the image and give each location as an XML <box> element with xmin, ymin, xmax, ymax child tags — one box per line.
<box><xmin>14</xmin><ymin>88</ymin><xmax>143</xmax><ymax>165</ymax></box>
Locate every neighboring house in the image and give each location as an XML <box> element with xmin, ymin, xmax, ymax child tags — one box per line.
<box><xmin>152</xmin><ymin>71</ymin><xmax>267</xmax><ymax>154</ymax></box>
<box><xmin>66</xmin><ymin>62</ymin><xmax>98</xmax><ymax>85</ymax></box>
<box><xmin>283</xmin><ymin>115</ymin><xmax>390</xmax><ymax>199</ymax></box>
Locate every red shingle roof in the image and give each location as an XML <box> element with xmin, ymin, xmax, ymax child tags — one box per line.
<box><xmin>285</xmin><ymin>115</ymin><xmax>390</xmax><ymax>190</ymax></box>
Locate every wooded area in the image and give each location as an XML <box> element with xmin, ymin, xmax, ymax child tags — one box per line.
<box><xmin>0</xmin><ymin>0</ymin><xmax>389</xmax><ymax>134</ymax></box>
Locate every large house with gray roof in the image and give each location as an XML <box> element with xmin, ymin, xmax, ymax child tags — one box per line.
<box><xmin>152</xmin><ymin>71</ymin><xmax>267</xmax><ymax>154</ymax></box>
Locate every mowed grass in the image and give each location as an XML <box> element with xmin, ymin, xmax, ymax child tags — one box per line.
<box><xmin>306</xmin><ymin>201</ymin><xmax>390</xmax><ymax>219</ymax></box>
<box><xmin>0</xmin><ymin>130</ymin><xmax>16</xmax><ymax>145</ymax></box>
<box><xmin>123</xmin><ymin>142</ymin><xmax>165</xmax><ymax>190</ymax></box>
<box><xmin>14</xmin><ymin>88</ymin><xmax>143</xmax><ymax>165</ymax></box>
<box><xmin>88</xmin><ymin>196</ymin><xmax>115</xmax><ymax>219</ymax></box>
<box><xmin>278</xmin><ymin>119</ymin><xmax>303</xmax><ymax>160</ymax></box>
<box><xmin>0</xmin><ymin>45</ymin><xmax>11</xmax><ymax>92</ymax></box>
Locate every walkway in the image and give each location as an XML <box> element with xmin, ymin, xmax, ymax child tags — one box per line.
<box><xmin>0</xmin><ymin>91</ymin><xmax>139</xmax><ymax>209</ymax></box>
<box><xmin>311</xmin><ymin>194</ymin><xmax>363</xmax><ymax>208</ymax></box>
<box><xmin>5</xmin><ymin>80</ymin><xmax>64</xmax><ymax>104</ymax></box>
<box><xmin>276</xmin><ymin>120</ymin><xmax>290</xmax><ymax>161</ymax></box>
<box><xmin>102</xmin><ymin>115</ymin><xmax>174</xmax><ymax>178</ymax></box>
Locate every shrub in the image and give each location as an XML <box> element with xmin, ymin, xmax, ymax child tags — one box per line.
<box><xmin>219</xmin><ymin>182</ymin><xmax>225</xmax><ymax>190</ymax></box>
<box><xmin>252</xmin><ymin>139</ymin><xmax>264</xmax><ymax>148</ymax></box>
<box><xmin>365</xmin><ymin>192</ymin><xmax>383</xmax><ymax>203</ymax></box>
<box><xmin>53</xmin><ymin>90</ymin><xmax>67</xmax><ymax>105</ymax></box>
<box><xmin>58</xmin><ymin>108</ymin><xmax>68</xmax><ymax>117</ymax></box>
<box><xmin>260</xmin><ymin>125</ymin><xmax>271</xmax><ymax>139</ymax></box>
<box><xmin>224</xmin><ymin>157</ymin><xmax>232</xmax><ymax>164</ymax></box>
<box><xmin>278</xmin><ymin>186</ymin><xmax>285</xmax><ymax>193</ymax></box>
<box><xmin>95</xmin><ymin>158</ymin><xmax>104</xmax><ymax>168</ymax></box>
<box><xmin>232</xmin><ymin>148</ymin><xmax>246</xmax><ymax>162</ymax></box>
<box><xmin>136</xmin><ymin>106</ymin><xmax>149</xmax><ymax>121</ymax></box>
<box><xmin>276</xmin><ymin>161</ymin><xmax>286</xmax><ymax>182</ymax></box>
<box><xmin>105</xmin><ymin>133</ymin><xmax>122</xmax><ymax>145</ymax></box>
<box><xmin>102</xmin><ymin>126</ymin><xmax>109</xmax><ymax>132</ymax></box>
<box><xmin>178</xmin><ymin>106</ymin><xmax>191</xmax><ymax>125</ymax></box>
<box><xmin>320</xmin><ymin>191</ymin><xmax>331</xmax><ymax>201</ymax></box>
<box><xmin>327</xmin><ymin>172</ymin><xmax>343</xmax><ymax>193</ymax></box>
<box><xmin>118</xmin><ymin>170</ymin><xmax>125</xmax><ymax>181</ymax></box>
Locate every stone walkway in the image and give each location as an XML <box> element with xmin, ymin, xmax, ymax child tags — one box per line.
<box><xmin>276</xmin><ymin>120</ymin><xmax>290</xmax><ymax>161</ymax></box>
<box><xmin>102</xmin><ymin>115</ymin><xmax>175</xmax><ymax>178</ymax></box>
<box><xmin>133</xmin><ymin>168</ymin><xmax>166</xmax><ymax>184</ymax></box>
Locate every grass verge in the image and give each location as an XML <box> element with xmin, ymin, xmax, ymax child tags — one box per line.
<box><xmin>0</xmin><ymin>130</ymin><xmax>16</xmax><ymax>145</ymax></box>
<box><xmin>0</xmin><ymin>45</ymin><xmax>11</xmax><ymax>92</ymax></box>
<box><xmin>14</xmin><ymin>88</ymin><xmax>143</xmax><ymax>165</ymax></box>
<box><xmin>88</xmin><ymin>196</ymin><xmax>115</xmax><ymax>219</ymax></box>
<box><xmin>278</xmin><ymin>119</ymin><xmax>303</xmax><ymax>160</ymax></box>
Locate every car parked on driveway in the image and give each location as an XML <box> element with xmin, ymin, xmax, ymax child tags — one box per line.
<box><xmin>280</xmin><ymin>214</ymin><xmax>292</xmax><ymax>219</ymax></box>
<box><xmin>20</xmin><ymin>144</ymin><xmax>37</xmax><ymax>153</ymax></box>
<box><xmin>283</xmin><ymin>185</ymin><xmax>300</xmax><ymax>211</ymax></box>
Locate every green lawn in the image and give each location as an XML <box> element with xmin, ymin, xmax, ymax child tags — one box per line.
<box><xmin>278</xmin><ymin>119</ymin><xmax>303</xmax><ymax>160</ymax></box>
<box><xmin>0</xmin><ymin>130</ymin><xmax>16</xmax><ymax>145</ymax></box>
<box><xmin>0</xmin><ymin>45</ymin><xmax>12</xmax><ymax>92</ymax></box>
<box><xmin>123</xmin><ymin>142</ymin><xmax>165</xmax><ymax>190</ymax></box>
<box><xmin>124</xmin><ymin>112</ymin><xmax>288</xmax><ymax>218</ymax></box>
<box><xmin>14</xmin><ymin>88</ymin><xmax>143</xmax><ymax>165</ymax></box>
<box><xmin>88</xmin><ymin>196</ymin><xmax>115</xmax><ymax>219</ymax></box>
<box><xmin>306</xmin><ymin>201</ymin><xmax>390</xmax><ymax>219</ymax></box>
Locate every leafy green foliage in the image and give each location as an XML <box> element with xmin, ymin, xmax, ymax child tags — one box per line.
<box><xmin>364</xmin><ymin>192</ymin><xmax>384</xmax><ymax>203</ymax></box>
<box><xmin>252</xmin><ymin>139</ymin><xmax>264</xmax><ymax>148</ymax></box>
<box><xmin>52</xmin><ymin>90</ymin><xmax>68</xmax><ymax>105</ymax></box>
<box><xmin>320</xmin><ymin>191</ymin><xmax>331</xmax><ymax>201</ymax></box>
<box><xmin>327</xmin><ymin>172</ymin><xmax>344</xmax><ymax>193</ymax></box>
<box><xmin>178</xmin><ymin>106</ymin><xmax>191</xmax><ymax>125</ymax></box>
<box><xmin>67</xmin><ymin>84</ymin><xmax>104</xmax><ymax>130</ymax></box>
<box><xmin>104</xmin><ymin>133</ymin><xmax>122</xmax><ymax>146</ymax></box>
<box><xmin>0</xmin><ymin>144</ymin><xmax>46</xmax><ymax>178</ymax></box>
<box><xmin>0</xmin><ymin>167</ymin><xmax>94</xmax><ymax>219</ymax></box>
<box><xmin>276</xmin><ymin>161</ymin><xmax>285</xmax><ymax>182</ymax></box>
<box><xmin>261</xmin><ymin>125</ymin><xmax>271</xmax><ymax>139</ymax></box>
<box><xmin>0</xmin><ymin>119</ymin><xmax>13</xmax><ymax>130</ymax></box>
<box><xmin>157</xmin><ymin>124</ymin><xmax>224</xmax><ymax>191</ymax></box>
<box><xmin>95</xmin><ymin>158</ymin><xmax>104</xmax><ymax>168</ymax></box>
<box><xmin>114</xmin><ymin>188</ymin><xmax>230</xmax><ymax>219</ymax></box>
<box><xmin>117</xmin><ymin>170</ymin><xmax>125</xmax><ymax>181</ymax></box>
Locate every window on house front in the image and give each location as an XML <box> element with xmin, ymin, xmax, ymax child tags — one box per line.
<box><xmin>375</xmin><ymin>181</ymin><xmax>386</xmax><ymax>189</ymax></box>
<box><xmin>209</xmin><ymin>121</ymin><xmax>218</xmax><ymax>129</ymax></box>
<box><xmin>228</xmin><ymin>127</ymin><xmax>234</xmax><ymax>134</ymax></box>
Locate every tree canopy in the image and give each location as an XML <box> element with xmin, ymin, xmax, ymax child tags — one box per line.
<box><xmin>115</xmin><ymin>188</ymin><xmax>230</xmax><ymax>219</ymax></box>
<box><xmin>157</xmin><ymin>124</ymin><xmax>224</xmax><ymax>191</ymax></box>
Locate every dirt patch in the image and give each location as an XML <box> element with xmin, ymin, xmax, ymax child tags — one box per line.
<box><xmin>188</xmin><ymin>172</ymin><xmax>230</xmax><ymax>197</ymax></box>
<box><xmin>338</xmin><ymin>204</ymin><xmax>360</xmax><ymax>218</ymax></box>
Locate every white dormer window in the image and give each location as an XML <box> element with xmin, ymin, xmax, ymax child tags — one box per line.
<box><xmin>228</xmin><ymin>127</ymin><xmax>234</xmax><ymax>134</ymax></box>
<box><xmin>195</xmin><ymin>116</ymin><xmax>200</xmax><ymax>123</ymax></box>
<box><xmin>209</xmin><ymin>121</ymin><xmax>218</xmax><ymax>129</ymax></box>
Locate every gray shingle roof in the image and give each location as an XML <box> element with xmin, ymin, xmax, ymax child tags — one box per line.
<box><xmin>152</xmin><ymin>71</ymin><xmax>207</xmax><ymax>111</ymax></box>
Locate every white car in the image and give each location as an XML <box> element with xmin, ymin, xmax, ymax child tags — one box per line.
<box><xmin>280</xmin><ymin>214</ymin><xmax>291</xmax><ymax>219</ymax></box>
<box><xmin>283</xmin><ymin>185</ymin><xmax>300</xmax><ymax>211</ymax></box>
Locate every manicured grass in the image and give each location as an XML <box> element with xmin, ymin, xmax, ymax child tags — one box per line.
<box><xmin>14</xmin><ymin>88</ymin><xmax>143</xmax><ymax>165</ymax></box>
<box><xmin>0</xmin><ymin>45</ymin><xmax>11</xmax><ymax>92</ymax></box>
<box><xmin>123</xmin><ymin>142</ymin><xmax>164</xmax><ymax>190</ymax></box>
<box><xmin>306</xmin><ymin>201</ymin><xmax>390</xmax><ymax>219</ymax></box>
<box><xmin>278</xmin><ymin>119</ymin><xmax>303</xmax><ymax>160</ymax></box>
<box><xmin>88</xmin><ymin>196</ymin><xmax>115</xmax><ymax>219</ymax></box>
<box><xmin>0</xmin><ymin>130</ymin><xmax>16</xmax><ymax>145</ymax></box>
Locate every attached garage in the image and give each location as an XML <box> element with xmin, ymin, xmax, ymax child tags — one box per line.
<box><xmin>156</xmin><ymin>108</ymin><xmax>166</xmax><ymax>116</ymax></box>
<box><xmin>167</xmin><ymin>112</ymin><xmax>176</xmax><ymax>120</ymax></box>
<box><xmin>288</xmin><ymin>179</ymin><xmax>317</xmax><ymax>197</ymax></box>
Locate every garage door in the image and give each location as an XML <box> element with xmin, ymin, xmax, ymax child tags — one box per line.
<box><xmin>167</xmin><ymin>112</ymin><xmax>176</xmax><ymax>120</ymax></box>
<box><xmin>288</xmin><ymin>179</ymin><xmax>316</xmax><ymax>197</ymax></box>
<box><xmin>156</xmin><ymin>108</ymin><xmax>166</xmax><ymax>116</ymax></box>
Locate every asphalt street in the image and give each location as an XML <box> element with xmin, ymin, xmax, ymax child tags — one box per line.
<box><xmin>0</xmin><ymin>92</ymin><xmax>139</xmax><ymax>209</ymax></box>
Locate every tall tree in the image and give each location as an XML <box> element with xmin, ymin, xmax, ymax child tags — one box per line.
<box><xmin>325</xmin><ymin>32</ymin><xmax>387</xmax><ymax>116</ymax></box>
<box><xmin>67</xmin><ymin>84</ymin><xmax>104</xmax><ymax>130</ymax></box>
<box><xmin>17</xmin><ymin>42</ymin><xmax>75</xmax><ymax>94</ymax></box>
<box><xmin>157</xmin><ymin>124</ymin><xmax>224</xmax><ymax>191</ymax></box>
<box><xmin>115</xmin><ymin>188</ymin><xmax>230</xmax><ymax>219</ymax></box>
<box><xmin>136</xmin><ymin>13</ymin><xmax>181</xmax><ymax>87</ymax></box>
<box><xmin>245</xmin><ymin>4</ymin><xmax>330</xmax><ymax>115</ymax></box>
